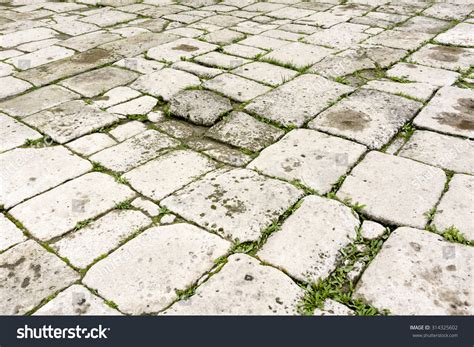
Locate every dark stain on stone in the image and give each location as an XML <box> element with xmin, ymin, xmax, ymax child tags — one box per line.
<box><xmin>30</xmin><ymin>264</ymin><xmax>41</xmax><ymax>279</ymax></box>
<box><xmin>409</xmin><ymin>242</ymin><xmax>421</xmax><ymax>252</ymax></box>
<box><xmin>73</xmin><ymin>49</ymin><xmax>111</xmax><ymax>64</ymax></box>
<box><xmin>172</xmin><ymin>44</ymin><xmax>199</xmax><ymax>52</ymax></box>
<box><xmin>428</xmin><ymin>46</ymin><xmax>463</xmax><ymax>63</ymax></box>
<box><xmin>21</xmin><ymin>277</ymin><xmax>30</xmax><ymax>288</ymax></box>
<box><xmin>0</xmin><ymin>256</ymin><xmax>25</xmax><ymax>270</ymax></box>
<box><xmin>435</xmin><ymin>98</ymin><xmax>474</xmax><ymax>131</ymax></box>
<box><xmin>324</xmin><ymin>110</ymin><xmax>371</xmax><ymax>132</ymax></box>
<box><xmin>244</xmin><ymin>274</ymin><xmax>254</xmax><ymax>281</ymax></box>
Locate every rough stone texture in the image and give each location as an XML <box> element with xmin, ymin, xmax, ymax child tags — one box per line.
<box><xmin>354</xmin><ymin>227</ymin><xmax>473</xmax><ymax>315</ymax></box>
<box><xmin>0</xmin><ymin>240</ymin><xmax>79</xmax><ymax>315</ymax></box>
<box><xmin>232</xmin><ymin>62</ymin><xmax>298</xmax><ymax>87</ymax></box>
<box><xmin>194</xmin><ymin>52</ymin><xmax>250</xmax><ymax>69</ymax></box>
<box><xmin>364</xmin><ymin>29</ymin><xmax>431</xmax><ymax>50</ymax></box>
<box><xmin>338</xmin><ymin>151</ymin><xmax>446</xmax><ymax>229</ymax></box>
<box><xmin>407</xmin><ymin>44</ymin><xmax>474</xmax><ymax>72</ymax></box>
<box><xmin>360</xmin><ymin>220</ymin><xmax>386</xmax><ymax>240</ymax></box>
<box><xmin>433</xmin><ymin>174</ymin><xmax>474</xmax><ymax>241</ymax></box>
<box><xmin>262</xmin><ymin>42</ymin><xmax>334</xmax><ymax>69</ymax></box>
<box><xmin>147</xmin><ymin>38</ymin><xmax>217</xmax><ymax>63</ymax></box>
<box><xmin>109</xmin><ymin>121</ymin><xmax>147</xmax><ymax>142</ymax></box>
<box><xmin>66</xmin><ymin>133</ymin><xmax>116</xmax><ymax>156</ymax></box>
<box><xmin>362</xmin><ymin>80</ymin><xmax>436</xmax><ymax>102</ymax></box>
<box><xmin>0</xmin><ymin>214</ymin><xmax>26</xmax><ymax>252</ymax></box>
<box><xmin>258</xmin><ymin>196</ymin><xmax>359</xmax><ymax>282</ymax></box>
<box><xmin>203</xmin><ymin>73</ymin><xmax>271</xmax><ymax>102</ymax></box>
<box><xmin>0</xmin><ymin>113</ymin><xmax>41</xmax><ymax>153</ymax></box>
<box><xmin>83</xmin><ymin>224</ymin><xmax>230</xmax><ymax>314</ymax></box>
<box><xmin>0</xmin><ymin>76</ymin><xmax>32</xmax><ymax>99</ymax></box>
<box><xmin>314</xmin><ymin>299</ymin><xmax>355</xmax><ymax>316</ymax></box>
<box><xmin>165</xmin><ymin>254</ymin><xmax>304</xmax><ymax>315</ymax></box>
<box><xmin>435</xmin><ymin>23</ymin><xmax>474</xmax><ymax>47</ymax></box>
<box><xmin>248</xmin><ymin>129</ymin><xmax>366</xmax><ymax>194</ymax></box>
<box><xmin>162</xmin><ymin>169</ymin><xmax>303</xmax><ymax>241</ymax></box>
<box><xmin>386</xmin><ymin>62</ymin><xmax>460</xmax><ymax>87</ymax></box>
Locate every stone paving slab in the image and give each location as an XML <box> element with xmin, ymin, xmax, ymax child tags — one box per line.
<box><xmin>0</xmin><ymin>113</ymin><xmax>41</xmax><ymax>153</ymax></box>
<box><xmin>0</xmin><ymin>214</ymin><xmax>26</xmax><ymax>252</ymax></box>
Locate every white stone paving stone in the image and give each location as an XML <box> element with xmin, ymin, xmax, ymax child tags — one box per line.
<box><xmin>83</xmin><ymin>223</ymin><xmax>231</xmax><ymax>314</ymax></box>
<box><xmin>248</xmin><ymin>129</ymin><xmax>366</xmax><ymax>194</ymax></box>
<box><xmin>386</xmin><ymin>62</ymin><xmax>460</xmax><ymax>87</ymax></box>
<box><xmin>201</xmin><ymin>28</ymin><xmax>245</xmax><ymax>44</ymax></box>
<box><xmin>0</xmin><ymin>146</ymin><xmax>92</xmax><ymax>209</ymax></box>
<box><xmin>194</xmin><ymin>52</ymin><xmax>251</xmax><ymax>69</ymax></box>
<box><xmin>364</xmin><ymin>30</ymin><xmax>432</xmax><ymax>50</ymax></box>
<box><xmin>124</xmin><ymin>150</ymin><xmax>218</xmax><ymax>201</ymax></box>
<box><xmin>407</xmin><ymin>44</ymin><xmax>474</xmax><ymax>72</ymax></box>
<box><xmin>362</xmin><ymin>80</ymin><xmax>437</xmax><ymax>102</ymax></box>
<box><xmin>354</xmin><ymin>227</ymin><xmax>473</xmax><ymax>315</ymax></box>
<box><xmin>309</xmin><ymin>89</ymin><xmax>423</xmax><ymax>150</ymax></box>
<box><xmin>0</xmin><ymin>214</ymin><xmax>26</xmax><ymax>252</ymax></box>
<box><xmin>109</xmin><ymin>121</ymin><xmax>147</xmax><ymax>142</ymax></box>
<box><xmin>147</xmin><ymin>38</ymin><xmax>217</xmax><ymax>63</ymax></box>
<box><xmin>0</xmin><ymin>28</ymin><xmax>59</xmax><ymax>48</ymax></box>
<box><xmin>337</xmin><ymin>151</ymin><xmax>446</xmax><ymax>229</ymax></box>
<box><xmin>0</xmin><ymin>113</ymin><xmax>41</xmax><ymax>153</ymax></box>
<box><xmin>93</xmin><ymin>86</ymin><xmax>142</xmax><ymax>109</ymax></box>
<box><xmin>258</xmin><ymin>196</ymin><xmax>359</xmax><ymax>282</ymax></box>
<box><xmin>9</xmin><ymin>172</ymin><xmax>135</xmax><ymax>241</ymax></box>
<box><xmin>90</xmin><ymin>129</ymin><xmax>180</xmax><ymax>172</ymax></box>
<box><xmin>304</xmin><ymin>23</ymin><xmax>369</xmax><ymax>50</ymax></box>
<box><xmin>0</xmin><ymin>240</ymin><xmax>79</xmax><ymax>315</ymax></box>
<box><xmin>262</xmin><ymin>42</ymin><xmax>334</xmax><ymax>69</ymax></box>
<box><xmin>435</xmin><ymin>23</ymin><xmax>474</xmax><ymax>47</ymax></box>
<box><xmin>66</xmin><ymin>133</ymin><xmax>116</xmax><ymax>157</ymax></box>
<box><xmin>165</xmin><ymin>254</ymin><xmax>304</xmax><ymax>315</ymax></box>
<box><xmin>0</xmin><ymin>61</ymin><xmax>14</xmax><ymax>77</ymax></box>
<box><xmin>314</xmin><ymin>299</ymin><xmax>355</xmax><ymax>316</ymax></box>
<box><xmin>360</xmin><ymin>220</ymin><xmax>386</xmax><ymax>240</ymax></box>
<box><xmin>203</xmin><ymin>73</ymin><xmax>271</xmax><ymax>102</ymax></box>
<box><xmin>7</xmin><ymin>46</ymin><xmax>75</xmax><ymax>70</ymax></box>
<box><xmin>114</xmin><ymin>56</ymin><xmax>165</xmax><ymax>74</ymax></box>
<box><xmin>413</xmin><ymin>86</ymin><xmax>473</xmax><ymax>139</ymax></box>
<box><xmin>222</xmin><ymin>43</ymin><xmax>265</xmax><ymax>59</ymax></box>
<box><xmin>433</xmin><ymin>174</ymin><xmax>474</xmax><ymax>241</ymax></box>
<box><xmin>231</xmin><ymin>62</ymin><xmax>297</xmax><ymax>87</ymax></box>
<box><xmin>81</xmin><ymin>9</ymin><xmax>137</xmax><ymax>27</ymax></box>
<box><xmin>52</xmin><ymin>210</ymin><xmax>151</xmax><ymax>269</ymax></box>
<box><xmin>131</xmin><ymin>197</ymin><xmax>160</xmax><ymax>217</ymax></box>
<box><xmin>423</xmin><ymin>3</ymin><xmax>474</xmax><ymax>21</ymax></box>
<box><xmin>238</xmin><ymin>34</ymin><xmax>290</xmax><ymax>50</ymax></box>
<box><xmin>171</xmin><ymin>61</ymin><xmax>224</xmax><ymax>78</ymax></box>
<box><xmin>162</xmin><ymin>168</ymin><xmax>303</xmax><ymax>241</ymax></box>
<box><xmin>51</xmin><ymin>20</ymin><xmax>99</xmax><ymax>36</ymax></box>
<box><xmin>299</xmin><ymin>12</ymin><xmax>351</xmax><ymax>28</ymax></box>
<box><xmin>398</xmin><ymin>130</ymin><xmax>474</xmax><ymax>174</ymax></box>
<box><xmin>34</xmin><ymin>285</ymin><xmax>121</xmax><ymax>316</ymax></box>
<box><xmin>245</xmin><ymin>74</ymin><xmax>354</xmax><ymax>127</ymax></box>
<box><xmin>0</xmin><ymin>76</ymin><xmax>31</xmax><ymax>99</ymax></box>
<box><xmin>107</xmin><ymin>96</ymin><xmax>157</xmax><ymax>116</ymax></box>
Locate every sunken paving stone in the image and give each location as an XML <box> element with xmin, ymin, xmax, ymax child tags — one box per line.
<box><xmin>147</xmin><ymin>38</ymin><xmax>217</xmax><ymax>63</ymax></box>
<box><xmin>435</xmin><ymin>23</ymin><xmax>474</xmax><ymax>47</ymax></box>
<box><xmin>161</xmin><ymin>168</ymin><xmax>303</xmax><ymax>242</ymax></box>
<box><xmin>203</xmin><ymin>73</ymin><xmax>271</xmax><ymax>103</ymax></box>
<box><xmin>0</xmin><ymin>146</ymin><xmax>92</xmax><ymax>209</ymax></box>
<box><xmin>33</xmin><ymin>285</ymin><xmax>120</xmax><ymax>316</ymax></box>
<box><xmin>169</xmin><ymin>90</ymin><xmax>232</xmax><ymax>126</ymax></box>
<box><xmin>0</xmin><ymin>214</ymin><xmax>26</xmax><ymax>252</ymax></box>
<box><xmin>206</xmin><ymin>111</ymin><xmax>284</xmax><ymax>152</ymax></box>
<box><xmin>165</xmin><ymin>254</ymin><xmax>304</xmax><ymax>315</ymax></box>
<box><xmin>123</xmin><ymin>150</ymin><xmax>218</xmax><ymax>201</ymax></box>
<box><xmin>407</xmin><ymin>44</ymin><xmax>474</xmax><ymax>73</ymax></box>
<box><xmin>354</xmin><ymin>227</ymin><xmax>473</xmax><ymax>315</ymax></box>
<box><xmin>245</xmin><ymin>74</ymin><xmax>354</xmax><ymax>127</ymax></box>
<box><xmin>248</xmin><ymin>129</ymin><xmax>366</xmax><ymax>194</ymax></box>
<box><xmin>413</xmin><ymin>86</ymin><xmax>474</xmax><ymax>139</ymax></box>
<box><xmin>398</xmin><ymin>130</ymin><xmax>474</xmax><ymax>174</ymax></box>
<box><xmin>337</xmin><ymin>151</ymin><xmax>446</xmax><ymax>229</ymax></box>
<box><xmin>433</xmin><ymin>174</ymin><xmax>474</xmax><ymax>241</ymax></box>
<box><xmin>52</xmin><ymin>210</ymin><xmax>151</xmax><ymax>269</ymax></box>
<box><xmin>90</xmin><ymin>129</ymin><xmax>180</xmax><ymax>172</ymax></box>
<box><xmin>9</xmin><ymin>172</ymin><xmax>135</xmax><ymax>241</ymax></box>
<box><xmin>0</xmin><ymin>240</ymin><xmax>79</xmax><ymax>315</ymax></box>
<box><xmin>0</xmin><ymin>113</ymin><xmax>41</xmax><ymax>153</ymax></box>
<box><xmin>258</xmin><ymin>196</ymin><xmax>359</xmax><ymax>283</ymax></box>
<box><xmin>83</xmin><ymin>223</ymin><xmax>231</xmax><ymax>315</ymax></box>
<box><xmin>309</xmin><ymin>89</ymin><xmax>422</xmax><ymax>150</ymax></box>
<box><xmin>231</xmin><ymin>62</ymin><xmax>298</xmax><ymax>87</ymax></box>
<box><xmin>386</xmin><ymin>62</ymin><xmax>460</xmax><ymax>87</ymax></box>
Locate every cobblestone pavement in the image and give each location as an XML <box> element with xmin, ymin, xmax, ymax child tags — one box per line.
<box><xmin>0</xmin><ymin>0</ymin><xmax>473</xmax><ymax>316</ymax></box>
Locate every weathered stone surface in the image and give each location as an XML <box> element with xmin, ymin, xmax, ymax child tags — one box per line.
<box><xmin>58</xmin><ymin>31</ymin><xmax>121</xmax><ymax>52</ymax></box>
<box><xmin>206</xmin><ymin>111</ymin><xmax>284</xmax><ymax>152</ymax></box>
<box><xmin>90</xmin><ymin>129</ymin><xmax>179</xmax><ymax>172</ymax></box>
<box><xmin>165</xmin><ymin>254</ymin><xmax>303</xmax><ymax>315</ymax></box>
<box><xmin>52</xmin><ymin>210</ymin><xmax>151</xmax><ymax>269</ymax></box>
<box><xmin>314</xmin><ymin>299</ymin><xmax>355</xmax><ymax>316</ymax></box>
<box><xmin>364</xmin><ymin>29</ymin><xmax>431</xmax><ymax>50</ymax></box>
<box><xmin>337</xmin><ymin>151</ymin><xmax>446</xmax><ymax>229</ymax></box>
<box><xmin>399</xmin><ymin>130</ymin><xmax>474</xmax><ymax>174</ymax></box>
<box><xmin>203</xmin><ymin>73</ymin><xmax>271</xmax><ymax>102</ymax></box>
<box><xmin>263</xmin><ymin>42</ymin><xmax>333</xmax><ymax>69</ymax></box>
<box><xmin>362</xmin><ymin>80</ymin><xmax>436</xmax><ymax>102</ymax></box>
<box><xmin>131</xmin><ymin>197</ymin><xmax>160</xmax><ymax>217</ymax></box>
<box><xmin>309</xmin><ymin>89</ymin><xmax>422</xmax><ymax>149</ymax></box>
<box><xmin>232</xmin><ymin>62</ymin><xmax>297</xmax><ymax>87</ymax></box>
<box><xmin>433</xmin><ymin>174</ymin><xmax>474</xmax><ymax>241</ymax></box>
<box><xmin>0</xmin><ymin>146</ymin><xmax>91</xmax><ymax>209</ymax></box>
<box><xmin>169</xmin><ymin>90</ymin><xmax>232</xmax><ymax>126</ymax></box>
<box><xmin>107</xmin><ymin>96</ymin><xmax>157</xmax><ymax>116</ymax></box>
<box><xmin>147</xmin><ymin>38</ymin><xmax>217</xmax><ymax>63</ymax></box>
<box><xmin>304</xmin><ymin>23</ymin><xmax>369</xmax><ymax>50</ymax></box>
<box><xmin>162</xmin><ymin>168</ymin><xmax>303</xmax><ymax>241</ymax></box>
<box><xmin>0</xmin><ymin>214</ymin><xmax>26</xmax><ymax>252</ymax></box>
<box><xmin>34</xmin><ymin>285</ymin><xmax>120</xmax><ymax>316</ymax></box>
<box><xmin>248</xmin><ymin>129</ymin><xmax>366</xmax><ymax>194</ymax></box>
<box><xmin>94</xmin><ymin>86</ymin><xmax>141</xmax><ymax>109</ymax></box>
<box><xmin>195</xmin><ymin>52</ymin><xmax>250</xmax><ymax>69</ymax></box>
<box><xmin>395</xmin><ymin>16</ymin><xmax>451</xmax><ymax>34</ymax></box>
<box><xmin>0</xmin><ymin>28</ymin><xmax>59</xmax><ymax>48</ymax></box>
<box><xmin>354</xmin><ymin>227</ymin><xmax>473</xmax><ymax>315</ymax></box>
<box><xmin>109</xmin><ymin>121</ymin><xmax>147</xmax><ymax>142</ymax></box>
<box><xmin>435</xmin><ymin>23</ymin><xmax>474</xmax><ymax>47</ymax></box>
<box><xmin>408</xmin><ymin>44</ymin><xmax>474</xmax><ymax>72</ymax></box>
<box><xmin>423</xmin><ymin>3</ymin><xmax>474</xmax><ymax>21</ymax></box>
<box><xmin>258</xmin><ymin>196</ymin><xmax>359</xmax><ymax>282</ymax></box>
<box><xmin>10</xmin><ymin>173</ymin><xmax>135</xmax><ymax>240</ymax></box>
<box><xmin>172</xmin><ymin>61</ymin><xmax>223</xmax><ymax>78</ymax></box>
<box><xmin>0</xmin><ymin>76</ymin><xmax>31</xmax><ymax>99</ymax></box>
<box><xmin>222</xmin><ymin>43</ymin><xmax>265</xmax><ymax>59</ymax></box>
<box><xmin>386</xmin><ymin>62</ymin><xmax>460</xmax><ymax>87</ymax></box>
<box><xmin>245</xmin><ymin>74</ymin><xmax>353</xmax><ymax>127</ymax></box>
<box><xmin>66</xmin><ymin>133</ymin><xmax>116</xmax><ymax>156</ymax></box>
<box><xmin>8</xmin><ymin>46</ymin><xmax>75</xmax><ymax>70</ymax></box>
<box><xmin>413</xmin><ymin>86</ymin><xmax>473</xmax><ymax>139</ymax></box>
<box><xmin>0</xmin><ymin>240</ymin><xmax>79</xmax><ymax>315</ymax></box>
<box><xmin>83</xmin><ymin>223</ymin><xmax>230</xmax><ymax>314</ymax></box>
<box><xmin>0</xmin><ymin>113</ymin><xmax>41</xmax><ymax>153</ymax></box>
<box><xmin>360</xmin><ymin>220</ymin><xmax>386</xmax><ymax>240</ymax></box>
<box><xmin>124</xmin><ymin>150</ymin><xmax>217</xmax><ymax>201</ymax></box>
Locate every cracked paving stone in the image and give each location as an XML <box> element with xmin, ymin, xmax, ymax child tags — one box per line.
<box><xmin>147</xmin><ymin>38</ymin><xmax>217</xmax><ymax>63</ymax></box>
<box><xmin>362</xmin><ymin>80</ymin><xmax>437</xmax><ymax>102</ymax></box>
<box><xmin>172</xmin><ymin>61</ymin><xmax>223</xmax><ymax>78</ymax></box>
<box><xmin>0</xmin><ymin>214</ymin><xmax>26</xmax><ymax>252</ymax></box>
<box><xmin>314</xmin><ymin>299</ymin><xmax>355</xmax><ymax>316</ymax></box>
<box><xmin>90</xmin><ymin>129</ymin><xmax>180</xmax><ymax>172</ymax></box>
<box><xmin>52</xmin><ymin>210</ymin><xmax>151</xmax><ymax>269</ymax></box>
<box><xmin>59</xmin><ymin>66</ymin><xmax>139</xmax><ymax>98</ymax></box>
<box><xmin>0</xmin><ymin>113</ymin><xmax>41</xmax><ymax>153</ymax></box>
<box><xmin>131</xmin><ymin>68</ymin><xmax>200</xmax><ymax>101</ymax></box>
<box><xmin>33</xmin><ymin>285</ymin><xmax>121</xmax><ymax>316</ymax></box>
<box><xmin>107</xmin><ymin>95</ymin><xmax>157</xmax><ymax>116</ymax></box>
<box><xmin>407</xmin><ymin>44</ymin><xmax>474</xmax><ymax>73</ymax></box>
<box><xmin>124</xmin><ymin>150</ymin><xmax>218</xmax><ymax>201</ymax></box>
<box><xmin>248</xmin><ymin>129</ymin><xmax>366</xmax><ymax>194</ymax></box>
<box><xmin>354</xmin><ymin>227</ymin><xmax>473</xmax><ymax>315</ymax></box>
<box><xmin>435</xmin><ymin>23</ymin><xmax>474</xmax><ymax>47</ymax></box>
<box><xmin>258</xmin><ymin>196</ymin><xmax>359</xmax><ymax>283</ymax></box>
<box><xmin>413</xmin><ymin>86</ymin><xmax>474</xmax><ymax>139</ymax></box>
<box><xmin>309</xmin><ymin>89</ymin><xmax>422</xmax><ymax>150</ymax></box>
<box><xmin>231</xmin><ymin>62</ymin><xmax>298</xmax><ymax>87</ymax></box>
<box><xmin>0</xmin><ymin>76</ymin><xmax>32</xmax><ymax>99</ymax></box>
<box><xmin>66</xmin><ymin>133</ymin><xmax>116</xmax><ymax>157</ymax></box>
<box><xmin>169</xmin><ymin>89</ymin><xmax>232</xmax><ymax>126</ymax></box>
<box><xmin>386</xmin><ymin>62</ymin><xmax>460</xmax><ymax>87</ymax></box>
<box><xmin>109</xmin><ymin>121</ymin><xmax>147</xmax><ymax>142</ymax></box>
<box><xmin>83</xmin><ymin>223</ymin><xmax>231</xmax><ymax>314</ymax></box>
<box><xmin>263</xmin><ymin>42</ymin><xmax>334</xmax><ymax>69</ymax></box>
<box><xmin>23</xmin><ymin>100</ymin><xmax>119</xmax><ymax>144</ymax></box>
<box><xmin>9</xmin><ymin>172</ymin><xmax>135</xmax><ymax>241</ymax></box>
<box><xmin>203</xmin><ymin>73</ymin><xmax>271</xmax><ymax>103</ymax></box>
<box><xmin>162</xmin><ymin>168</ymin><xmax>303</xmax><ymax>242</ymax></box>
<box><xmin>194</xmin><ymin>52</ymin><xmax>251</xmax><ymax>69</ymax></box>
<box><xmin>0</xmin><ymin>146</ymin><xmax>92</xmax><ymax>209</ymax></box>
<box><xmin>433</xmin><ymin>174</ymin><xmax>474</xmax><ymax>241</ymax></box>
<box><xmin>0</xmin><ymin>28</ymin><xmax>59</xmax><ymax>49</ymax></box>
<box><xmin>206</xmin><ymin>111</ymin><xmax>284</xmax><ymax>152</ymax></box>
<box><xmin>165</xmin><ymin>254</ymin><xmax>303</xmax><ymax>315</ymax></box>
<box><xmin>398</xmin><ymin>130</ymin><xmax>474</xmax><ymax>174</ymax></box>
<box><xmin>245</xmin><ymin>74</ymin><xmax>354</xmax><ymax>127</ymax></box>
<box><xmin>0</xmin><ymin>240</ymin><xmax>79</xmax><ymax>315</ymax></box>
<box><xmin>337</xmin><ymin>151</ymin><xmax>446</xmax><ymax>229</ymax></box>
<box><xmin>364</xmin><ymin>30</ymin><xmax>432</xmax><ymax>50</ymax></box>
